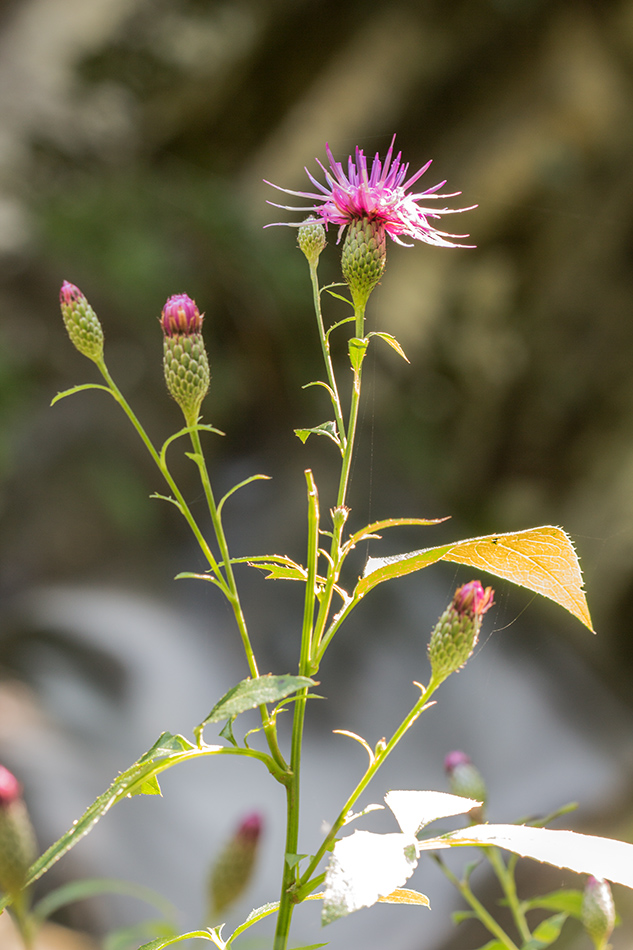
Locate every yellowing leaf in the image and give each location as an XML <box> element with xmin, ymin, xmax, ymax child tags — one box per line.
<box><xmin>378</xmin><ymin>888</ymin><xmax>430</xmax><ymax>907</ymax></box>
<box><xmin>442</xmin><ymin>526</ymin><xmax>593</xmax><ymax>632</ymax></box>
<box><xmin>360</xmin><ymin>526</ymin><xmax>593</xmax><ymax>633</ymax></box>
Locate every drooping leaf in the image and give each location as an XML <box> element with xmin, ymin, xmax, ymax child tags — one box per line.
<box><xmin>377</xmin><ymin>888</ymin><xmax>430</xmax><ymax>907</ymax></box>
<box><xmin>2</xmin><ymin>732</ymin><xmax>204</xmax><ymax>905</ymax></box>
<box><xmin>420</xmin><ymin>823</ymin><xmax>633</xmax><ymax>888</ymax></box>
<box><xmin>31</xmin><ymin>877</ymin><xmax>177</xmax><ymax>928</ymax></box>
<box><xmin>360</xmin><ymin>526</ymin><xmax>593</xmax><ymax>632</ymax></box>
<box><xmin>367</xmin><ymin>331</ymin><xmax>409</xmax><ymax>362</ymax></box>
<box><xmin>322</xmin><ymin>831</ymin><xmax>419</xmax><ymax>924</ymax></box>
<box><xmin>200</xmin><ymin>675</ymin><xmax>317</xmax><ymax>726</ymax></box>
<box><xmin>385</xmin><ymin>790</ymin><xmax>481</xmax><ymax>837</ymax></box>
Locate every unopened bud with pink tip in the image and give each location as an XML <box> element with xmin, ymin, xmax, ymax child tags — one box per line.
<box><xmin>161</xmin><ymin>294</ymin><xmax>210</xmax><ymax>426</ymax></box>
<box><xmin>444</xmin><ymin>750</ymin><xmax>487</xmax><ymax>822</ymax></box>
<box><xmin>428</xmin><ymin>581</ymin><xmax>494</xmax><ymax>685</ymax></box>
<box><xmin>59</xmin><ymin>281</ymin><xmax>104</xmax><ymax>362</ymax></box>
<box><xmin>582</xmin><ymin>876</ymin><xmax>615</xmax><ymax>949</ymax></box>
<box><xmin>208</xmin><ymin>812</ymin><xmax>263</xmax><ymax>919</ymax></box>
<box><xmin>0</xmin><ymin>765</ymin><xmax>36</xmax><ymax>897</ymax></box>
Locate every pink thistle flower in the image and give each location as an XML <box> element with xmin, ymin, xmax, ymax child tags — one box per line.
<box><xmin>265</xmin><ymin>135</ymin><xmax>475</xmax><ymax>248</ymax></box>
<box><xmin>453</xmin><ymin>581</ymin><xmax>494</xmax><ymax>617</ymax></box>
<box><xmin>160</xmin><ymin>293</ymin><xmax>203</xmax><ymax>336</ymax></box>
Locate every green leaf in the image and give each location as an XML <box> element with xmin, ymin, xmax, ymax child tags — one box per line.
<box><xmin>103</xmin><ymin>920</ymin><xmax>178</xmax><ymax>950</ymax></box>
<box><xmin>523</xmin><ymin>912</ymin><xmax>568</xmax><ymax>948</ymax></box>
<box><xmin>51</xmin><ymin>383</ymin><xmax>113</xmax><ymax>405</ymax></box>
<box><xmin>452</xmin><ymin>909</ymin><xmax>477</xmax><ymax>924</ymax></box>
<box><xmin>294</xmin><ymin>421</ymin><xmax>340</xmax><ymax>446</ymax></box>
<box><xmin>134</xmin><ymin>932</ymin><xmax>218</xmax><ymax>950</ymax></box>
<box><xmin>200</xmin><ymin>675</ymin><xmax>317</xmax><ymax>726</ymax></box>
<box><xmin>521</xmin><ymin>888</ymin><xmax>583</xmax><ymax>918</ymax></box>
<box><xmin>219</xmin><ymin>718</ymin><xmax>237</xmax><ymax>746</ymax></box>
<box><xmin>359</xmin><ymin>526</ymin><xmax>593</xmax><ymax>633</ymax></box>
<box><xmin>31</xmin><ymin>876</ymin><xmax>177</xmax><ymax>927</ymax></box>
<box><xmin>130</xmin><ymin>774</ymin><xmax>162</xmax><ymax>797</ymax></box>
<box><xmin>367</xmin><ymin>331</ymin><xmax>409</xmax><ymax>362</ymax></box>
<box><xmin>419</xmin><ymin>823</ymin><xmax>633</xmax><ymax>889</ymax></box>
<box><xmin>475</xmin><ymin>942</ymin><xmax>506</xmax><ymax>950</ymax></box>
<box><xmin>250</xmin><ymin>563</ymin><xmax>307</xmax><ymax>582</ymax></box>
<box><xmin>348</xmin><ymin>337</ymin><xmax>368</xmax><ymax>372</ymax></box>
<box><xmin>3</xmin><ymin>732</ymin><xmax>202</xmax><ymax>904</ymax></box>
<box><xmin>346</xmin><ymin>516</ymin><xmax>449</xmax><ymax>550</ymax></box>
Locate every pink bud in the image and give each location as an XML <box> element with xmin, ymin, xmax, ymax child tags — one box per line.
<box><xmin>0</xmin><ymin>765</ymin><xmax>22</xmax><ymax>808</ymax></box>
<box><xmin>59</xmin><ymin>280</ymin><xmax>84</xmax><ymax>306</ymax></box>
<box><xmin>236</xmin><ymin>812</ymin><xmax>263</xmax><ymax>844</ymax></box>
<box><xmin>444</xmin><ymin>750</ymin><xmax>471</xmax><ymax>775</ymax></box>
<box><xmin>160</xmin><ymin>294</ymin><xmax>203</xmax><ymax>336</ymax></box>
<box><xmin>453</xmin><ymin>581</ymin><xmax>494</xmax><ymax>617</ymax></box>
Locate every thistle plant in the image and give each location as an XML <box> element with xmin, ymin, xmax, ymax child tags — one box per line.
<box><xmin>3</xmin><ymin>138</ymin><xmax>633</xmax><ymax>950</ymax></box>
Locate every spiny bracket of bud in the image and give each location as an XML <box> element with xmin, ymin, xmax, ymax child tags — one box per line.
<box><xmin>341</xmin><ymin>217</ymin><xmax>386</xmax><ymax>311</ymax></box>
<box><xmin>444</xmin><ymin>750</ymin><xmax>487</xmax><ymax>822</ymax></box>
<box><xmin>59</xmin><ymin>281</ymin><xmax>104</xmax><ymax>362</ymax></box>
<box><xmin>0</xmin><ymin>764</ymin><xmax>36</xmax><ymax>896</ymax></box>
<box><xmin>428</xmin><ymin>581</ymin><xmax>494</xmax><ymax>686</ymax></box>
<box><xmin>297</xmin><ymin>216</ymin><xmax>326</xmax><ymax>265</ymax></box>
<box><xmin>582</xmin><ymin>876</ymin><xmax>615</xmax><ymax>949</ymax></box>
<box><xmin>161</xmin><ymin>294</ymin><xmax>210</xmax><ymax>427</ymax></box>
<box><xmin>208</xmin><ymin>812</ymin><xmax>263</xmax><ymax>918</ymax></box>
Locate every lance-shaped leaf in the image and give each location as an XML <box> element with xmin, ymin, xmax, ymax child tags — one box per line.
<box><xmin>360</xmin><ymin>526</ymin><xmax>593</xmax><ymax>632</ymax></box>
<box><xmin>199</xmin><ymin>674</ymin><xmax>317</xmax><ymax>726</ymax></box>
<box><xmin>2</xmin><ymin>733</ymin><xmax>201</xmax><ymax>904</ymax></box>
<box><xmin>419</xmin><ymin>823</ymin><xmax>633</xmax><ymax>889</ymax></box>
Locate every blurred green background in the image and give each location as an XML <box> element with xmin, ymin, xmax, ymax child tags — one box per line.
<box><xmin>2</xmin><ymin>0</ymin><xmax>633</xmax><ymax>946</ymax></box>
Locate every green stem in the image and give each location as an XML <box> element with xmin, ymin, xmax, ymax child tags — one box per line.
<box><xmin>95</xmin><ymin>359</ymin><xmax>227</xmax><ymax>592</ymax></box>
<box><xmin>188</xmin><ymin>426</ymin><xmax>258</xmax><ymax>678</ymax></box>
<box><xmin>187</xmin><ymin>426</ymin><xmax>289</xmax><ymax>775</ymax></box>
<box><xmin>273</xmin><ymin>473</ymin><xmax>321</xmax><ymax>950</ymax></box>
<box><xmin>296</xmin><ymin>678</ymin><xmax>440</xmax><ymax>898</ymax></box>
<box><xmin>309</xmin><ymin>262</ymin><xmax>346</xmax><ymax>449</ymax></box>
<box><xmin>487</xmin><ymin>848</ymin><xmax>532</xmax><ymax>944</ymax></box>
<box><xmin>433</xmin><ymin>856</ymin><xmax>520</xmax><ymax>950</ymax></box>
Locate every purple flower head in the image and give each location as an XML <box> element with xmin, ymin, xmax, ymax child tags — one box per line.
<box><xmin>161</xmin><ymin>294</ymin><xmax>203</xmax><ymax>336</ymax></box>
<box><xmin>453</xmin><ymin>581</ymin><xmax>494</xmax><ymax>617</ymax></box>
<box><xmin>265</xmin><ymin>136</ymin><xmax>475</xmax><ymax>248</ymax></box>
<box><xmin>0</xmin><ymin>765</ymin><xmax>21</xmax><ymax>808</ymax></box>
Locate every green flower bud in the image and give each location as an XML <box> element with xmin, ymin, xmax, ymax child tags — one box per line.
<box><xmin>59</xmin><ymin>281</ymin><xmax>104</xmax><ymax>362</ymax></box>
<box><xmin>341</xmin><ymin>217</ymin><xmax>386</xmax><ymax>310</ymax></box>
<box><xmin>161</xmin><ymin>294</ymin><xmax>210</xmax><ymax>427</ymax></box>
<box><xmin>0</xmin><ymin>765</ymin><xmax>36</xmax><ymax>897</ymax></box>
<box><xmin>428</xmin><ymin>581</ymin><xmax>494</xmax><ymax>685</ymax></box>
<box><xmin>582</xmin><ymin>876</ymin><xmax>615</xmax><ymax>949</ymax></box>
<box><xmin>208</xmin><ymin>812</ymin><xmax>262</xmax><ymax>919</ymax></box>
<box><xmin>297</xmin><ymin>217</ymin><xmax>326</xmax><ymax>265</ymax></box>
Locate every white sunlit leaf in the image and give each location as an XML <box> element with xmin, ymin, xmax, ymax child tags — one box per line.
<box><xmin>419</xmin><ymin>824</ymin><xmax>633</xmax><ymax>889</ymax></box>
<box><xmin>322</xmin><ymin>831</ymin><xmax>418</xmax><ymax>925</ymax></box>
<box><xmin>385</xmin><ymin>790</ymin><xmax>482</xmax><ymax>837</ymax></box>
